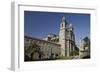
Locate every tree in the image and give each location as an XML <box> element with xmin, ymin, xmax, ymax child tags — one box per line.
<box><xmin>25</xmin><ymin>42</ymin><xmax>40</xmax><ymax>54</ymax></box>
<box><xmin>25</xmin><ymin>42</ymin><xmax>41</xmax><ymax>60</ymax></box>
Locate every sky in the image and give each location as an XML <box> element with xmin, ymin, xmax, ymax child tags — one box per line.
<box><xmin>24</xmin><ymin>11</ymin><xmax>90</xmax><ymax>47</ymax></box>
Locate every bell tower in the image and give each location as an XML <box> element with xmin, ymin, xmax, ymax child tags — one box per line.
<box><xmin>59</xmin><ymin>16</ymin><xmax>67</xmax><ymax>56</ymax></box>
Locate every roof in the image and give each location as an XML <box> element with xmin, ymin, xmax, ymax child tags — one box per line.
<box><xmin>25</xmin><ymin>36</ymin><xmax>61</xmax><ymax>46</ymax></box>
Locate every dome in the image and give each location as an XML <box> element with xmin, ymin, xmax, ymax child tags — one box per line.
<box><xmin>69</xmin><ymin>23</ymin><xmax>73</xmax><ymax>28</ymax></box>
<box><xmin>69</xmin><ymin>23</ymin><xmax>74</xmax><ymax>31</ymax></box>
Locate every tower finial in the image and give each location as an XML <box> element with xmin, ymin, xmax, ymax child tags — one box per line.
<box><xmin>62</xmin><ymin>16</ymin><xmax>66</xmax><ymax>22</ymax></box>
<box><xmin>60</xmin><ymin>16</ymin><xmax>67</xmax><ymax>29</ymax></box>
<box><xmin>69</xmin><ymin>23</ymin><xmax>73</xmax><ymax>27</ymax></box>
<box><xmin>69</xmin><ymin>23</ymin><xmax>74</xmax><ymax>31</ymax></box>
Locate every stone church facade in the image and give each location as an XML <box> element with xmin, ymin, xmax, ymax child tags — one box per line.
<box><xmin>24</xmin><ymin>16</ymin><xmax>78</xmax><ymax>61</ymax></box>
<box><xmin>59</xmin><ymin>16</ymin><xmax>76</xmax><ymax>57</ymax></box>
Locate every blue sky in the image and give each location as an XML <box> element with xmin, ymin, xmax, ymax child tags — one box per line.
<box><xmin>24</xmin><ymin>11</ymin><xmax>90</xmax><ymax>46</ymax></box>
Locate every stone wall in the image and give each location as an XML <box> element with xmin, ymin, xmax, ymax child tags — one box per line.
<box><xmin>24</xmin><ymin>36</ymin><xmax>61</xmax><ymax>61</ymax></box>
<box><xmin>79</xmin><ymin>37</ymin><xmax>90</xmax><ymax>59</ymax></box>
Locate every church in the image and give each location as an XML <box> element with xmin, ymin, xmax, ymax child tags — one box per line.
<box><xmin>24</xmin><ymin>16</ymin><xmax>79</xmax><ymax>61</ymax></box>
<box><xmin>59</xmin><ymin>16</ymin><xmax>76</xmax><ymax>57</ymax></box>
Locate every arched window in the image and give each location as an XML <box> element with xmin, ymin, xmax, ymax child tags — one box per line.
<box><xmin>62</xmin><ymin>23</ymin><xmax>63</xmax><ymax>27</ymax></box>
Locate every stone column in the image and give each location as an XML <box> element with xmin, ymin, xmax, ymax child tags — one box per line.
<box><xmin>67</xmin><ymin>40</ymin><xmax>70</xmax><ymax>57</ymax></box>
<box><xmin>70</xmin><ymin>42</ymin><xmax>72</xmax><ymax>56</ymax></box>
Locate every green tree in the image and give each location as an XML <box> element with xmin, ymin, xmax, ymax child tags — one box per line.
<box><xmin>25</xmin><ymin>42</ymin><xmax>40</xmax><ymax>55</ymax></box>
